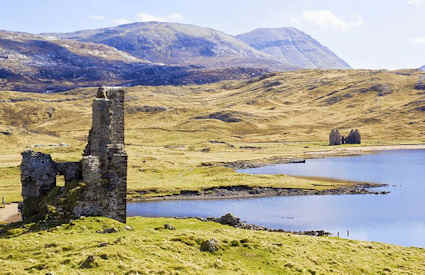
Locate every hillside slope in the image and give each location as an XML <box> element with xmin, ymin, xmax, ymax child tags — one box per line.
<box><xmin>0</xmin><ymin>69</ymin><xmax>424</xmax><ymax>172</ymax></box>
<box><xmin>236</xmin><ymin>27</ymin><xmax>350</xmax><ymax>69</ymax></box>
<box><xmin>0</xmin><ymin>30</ymin><xmax>267</xmax><ymax>92</ymax></box>
<box><xmin>48</xmin><ymin>22</ymin><xmax>296</xmax><ymax>71</ymax></box>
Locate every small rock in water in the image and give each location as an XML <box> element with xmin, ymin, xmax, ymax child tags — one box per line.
<box><xmin>217</xmin><ymin>213</ymin><xmax>241</xmax><ymax>226</ymax></box>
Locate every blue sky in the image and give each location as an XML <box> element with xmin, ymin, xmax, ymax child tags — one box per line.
<box><xmin>1</xmin><ymin>0</ymin><xmax>424</xmax><ymax>69</ymax></box>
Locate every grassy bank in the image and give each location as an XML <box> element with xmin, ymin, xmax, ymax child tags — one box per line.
<box><xmin>1</xmin><ymin>217</ymin><xmax>424</xmax><ymax>274</ymax></box>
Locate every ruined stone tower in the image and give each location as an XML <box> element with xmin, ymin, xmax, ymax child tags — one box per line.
<box><xmin>77</xmin><ymin>87</ymin><xmax>128</xmax><ymax>223</ymax></box>
<box><xmin>20</xmin><ymin>87</ymin><xmax>128</xmax><ymax>223</ymax></box>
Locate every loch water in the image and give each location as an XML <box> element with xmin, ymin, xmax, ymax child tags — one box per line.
<box><xmin>128</xmin><ymin>149</ymin><xmax>425</xmax><ymax>247</ymax></box>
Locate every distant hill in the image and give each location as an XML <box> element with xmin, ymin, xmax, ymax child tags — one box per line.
<box><xmin>0</xmin><ymin>23</ymin><xmax>354</xmax><ymax>92</ymax></box>
<box><xmin>0</xmin><ymin>30</ymin><xmax>267</xmax><ymax>92</ymax></box>
<box><xmin>47</xmin><ymin>22</ymin><xmax>296</xmax><ymax>71</ymax></box>
<box><xmin>420</xmin><ymin>65</ymin><xmax>425</xmax><ymax>71</ymax></box>
<box><xmin>236</xmin><ymin>27</ymin><xmax>350</xmax><ymax>69</ymax></box>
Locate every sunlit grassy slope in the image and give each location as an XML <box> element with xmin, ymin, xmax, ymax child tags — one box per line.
<box><xmin>1</xmin><ymin>69</ymin><xmax>425</xmax><ymax>202</ymax></box>
<box><xmin>1</xmin><ymin>217</ymin><xmax>424</xmax><ymax>274</ymax></box>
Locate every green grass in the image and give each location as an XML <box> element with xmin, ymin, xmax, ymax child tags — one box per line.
<box><xmin>127</xmin><ymin>166</ymin><xmax>367</xmax><ymax>200</ymax></box>
<box><xmin>0</xmin><ymin>167</ymin><xmax>21</xmax><ymax>203</ymax></box>
<box><xmin>0</xmin><ymin>217</ymin><xmax>424</xmax><ymax>274</ymax></box>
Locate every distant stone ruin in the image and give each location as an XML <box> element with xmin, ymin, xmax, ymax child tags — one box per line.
<box><xmin>329</xmin><ymin>129</ymin><xmax>361</xmax><ymax>146</ymax></box>
<box><xmin>20</xmin><ymin>87</ymin><xmax>128</xmax><ymax>223</ymax></box>
<box><xmin>346</xmin><ymin>129</ymin><xmax>361</xmax><ymax>144</ymax></box>
<box><xmin>329</xmin><ymin>129</ymin><xmax>342</xmax><ymax>146</ymax></box>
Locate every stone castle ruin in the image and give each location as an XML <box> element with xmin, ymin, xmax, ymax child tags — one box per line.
<box><xmin>20</xmin><ymin>87</ymin><xmax>128</xmax><ymax>223</ymax></box>
<box><xmin>329</xmin><ymin>129</ymin><xmax>361</xmax><ymax>146</ymax></box>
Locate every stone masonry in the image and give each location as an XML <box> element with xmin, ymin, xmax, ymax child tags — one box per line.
<box><xmin>20</xmin><ymin>87</ymin><xmax>127</xmax><ymax>223</ymax></box>
<box><xmin>329</xmin><ymin>128</ymin><xmax>361</xmax><ymax>146</ymax></box>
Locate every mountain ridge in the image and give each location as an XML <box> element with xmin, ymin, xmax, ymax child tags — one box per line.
<box><xmin>0</xmin><ymin>22</ymin><xmax>352</xmax><ymax>92</ymax></box>
<box><xmin>236</xmin><ymin>27</ymin><xmax>350</xmax><ymax>69</ymax></box>
<box><xmin>46</xmin><ymin>22</ymin><xmax>297</xmax><ymax>71</ymax></box>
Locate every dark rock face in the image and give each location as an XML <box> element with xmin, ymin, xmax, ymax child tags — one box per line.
<box><xmin>20</xmin><ymin>87</ymin><xmax>128</xmax><ymax>223</ymax></box>
<box><xmin>329</xmin><ymin>129</ymin><xmax>342</xmax><ymax>146</ymax></box>
<box><xmin>415</xmin><ymin>77</ymin><xmax>425</xmax><ymax>90</ymax></box>
<box><xmin>194</xmin><ymin>111</ymin><xmax>244</xmax><ymax>123</ymax></box>
<box><xmin>126</xmin><ymin>105</ymin><xmax>167</xmax><ymax>114</ymax></box>
<box><xmin>346</xmin><ymin>129</ymin><xmax>361</xmax><ymax>144</ymax></box>
<box><xmin>356</xmin><ymin>84</ymin><xmax>392</xmax><ymax>96</ymax></box>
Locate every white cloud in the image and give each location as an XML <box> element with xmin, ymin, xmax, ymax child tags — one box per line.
<box><xmin>111</xmin><ymin>12</ymin><xmax>184</xmax><ymax>27</ymax></box>
<box><xmin>295</xmin><ymin>10</ymin><xmax>363</xmax><ymax>32</ymax></box>
<box><xmin>89</xmin><ymin>15</ymin><xmax>105</xmax><ymax>21</ymax></box>
<box><xmin>112</xmin><ymin>18</ymin><xmax>133</xmax><ymax>25</ymax></box>
<box><xmin>408</xmin><ymin>0</ymin><xmax>424</xmax><ymax>6</ymax></box>
<box><xmin>410</xmin><ymin>36</ymin><xmax>425</xmax><ymax>45</ymax></box>
<box><xmin>136</xmin><ymin>12</ymin><xmax>184</xmax><ymax>22</ymax></box>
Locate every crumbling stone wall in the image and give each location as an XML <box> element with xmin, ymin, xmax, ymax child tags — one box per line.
<box><xmin>329</xmin><ymin>129</ymin><xmax>342</xmax><ymax>146</ymax></box>
<box><xmin>20</xmin><ymin>151</ymin><xmax>58</xmax><ymax>220</ymax></box>
<box><xmin>346</xmin><ymin>129</ymin><xmax>361</xmax><ymax>144</ymax></box>
<box><xmin>329</xmin><ymin>128</ymin><xmax>361</xmax><ymax>146</ymax></box>
<box><xmin>20</xmin><ymin>87</ymin><xmax>127</xmax><ymax>223</ymax></box>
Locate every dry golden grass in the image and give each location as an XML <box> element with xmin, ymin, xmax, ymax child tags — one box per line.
<box><xmin>1</xmin><ymin>69</ymin><xmax>425</xmax><ymax>202</ymax></box>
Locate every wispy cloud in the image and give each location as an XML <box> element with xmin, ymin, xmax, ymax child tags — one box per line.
<box><xmin>137</xmin><ymin>12</ymin><xmax>184</xmax><ymax>22</ymax></box>
<box><xmin>410</xmin><ymin>36</ymin><xmax>425</xmax><ymax>45</ymax></box>
<box><xmin>292</xmin><ymin>10</ymin><xmax>363</xmax><ymax>32</ymax></box>
<box><xmin>408</xmin><ymin>0</ymin><xmax>424</xmax><ymax>6</ymax></box>
<box><xmin>111</xmin><ymin>12</ymin><xmax>184</xmax><ymax>26</ymax></box>
<box><xmin>89</xmin><ymin>15</ymin><xmax>105</xmax><ymax>21</ymax></box>
<box><xmin>112</xmin><ymin>18</ymin><xmax>133</xmax><ymax>25</ymax></box>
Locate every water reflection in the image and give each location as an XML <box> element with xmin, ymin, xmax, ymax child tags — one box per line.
<box><xmin>128</xmin><ymin>150</ymin><xmax>425</xmax><ymax>247</ymax></box>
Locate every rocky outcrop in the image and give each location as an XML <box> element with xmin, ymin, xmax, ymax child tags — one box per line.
<box><xmin>329</xmin><ymin>129</ymin><xmax>342</xmax><ymax>145</ymax></box>
<box><xmin>200</xmin><ymin>239</ymin><xmax>219</xmax><ymax>253</ymax></box>
<box><xmin>20</xmin><ymin>87</ymin><xmax>128</xmax><ymax>223</ymax></box>
<box><xmin>415</xmin><ymin>77</ymin><xmax>425</xmax><ymax>90</ymax></box>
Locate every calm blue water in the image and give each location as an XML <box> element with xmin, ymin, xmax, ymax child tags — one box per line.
<box><xmin>128</xmin><ymin>149</ymin><xmax>425</xmax><ymax>247</ymax></box>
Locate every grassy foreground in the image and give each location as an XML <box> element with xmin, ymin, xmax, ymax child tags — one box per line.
<box><xmin>1</xmin><ymin>217</ymin><xmax>424</xmax><ymax>274</ymax></box>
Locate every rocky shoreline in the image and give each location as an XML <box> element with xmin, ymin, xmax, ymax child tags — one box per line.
<box><xmin>189</xmin><ymin>213</ymin><xmax>331</xmax><ymax>237</ymax></box>
<box><xmin>133</xmin><ymin>182</ymin><xmax>388</xmax><ymax>202</ymax></box>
